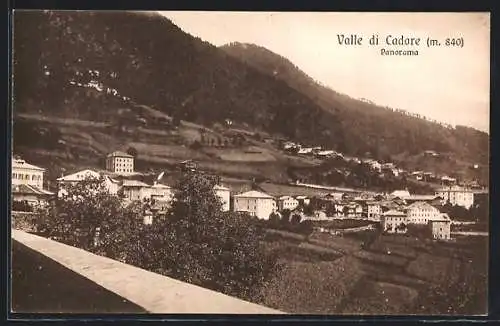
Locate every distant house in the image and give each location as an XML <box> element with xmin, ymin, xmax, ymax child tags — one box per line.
<box><xmin>429</xmin><ymin>213</ymin><xmax>451</xmax><ymax>240</ymax></box>
<box><xmin>295</xmin><ymin>195</ymin><xmax>310</xmax><ymax>206</ymax></box>
<box><xmin>106</xmin><ymin>151</ymin><xmax>134</xmax><ymax>174</ymax></box>
<box><xmin>150</xmin><ymin>182</ymin><xmax>175</xmax><ymax>203</ymax></box>
<box><xmin>405</xmin><ymin>195</ymin><xmax>443</xmax><ymax>206</ymax></box>
<box><xmin>381</xmin><ymin>210</ymin><xmax>408</xmax><ymax>234</ymax></box>
<box><xmin>440</xmin><ymin>175</ymin><xmax>457</xmax><ymax>186</ymax></box>
<box><xmin>120</xmin><ymin>179</ymin><xmax>151</xmax><ymax>202</ymax></box>
<box><xmin>406</xmin><ymin>201</ymin><xmax>441</xmax><ymax>224</ymax></box>
<box><xmin>277</xmin><ymin>195</ymin><xmax>299</xmax><ymax>211</ymax></box>
<box><xmin>436</xmin><ymin>185</ymin><xmax>474</xmax><ymax>209</ymax></box>
<box><xmin>233</xmin><ymin>190</ymin><xmax>276</xmax><ymax>220</ymax></box>
<box><xmin>323</xmin><ymin>192</ymin><xmax>343</xmax><ymax>201</ymax></box>
<box><xmin>214</xmin><ymin>184</ymin><xmax>231</xmax><ymax>212</ymax></box>
<box><xmin>297</xmin><ymin>147</ymin><xmax>314</xmax><ymax>155</ymax></box>
<box><xmin>389</xmin><ymin>190</ymin><xmax>411</xmax><ymax>199</ymax></box>
<box><xmin>343</xmin><ymin>202</ymin><xmax>363</xmax><ymax>218</ymax></box>
<box><xmin>424</xmin><ymin>150</ymin><xmax>439</xmax><ymax>157</ymax></box>
<box><xmin>363</xmin><ymin>201</ymin><xmax>382</xmax><ymax>220</ymax></box>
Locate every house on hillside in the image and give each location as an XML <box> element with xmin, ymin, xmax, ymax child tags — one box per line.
<box><xmin>406</xmin><ymin>201</ymin><xmax>441</xmax><ymax>224</ymax></box>
<box><xmin>214</xmin><ymin>184</ymin><xmax>231</xmax><ymax>212</ymax></box>
<box><xmin>233</xmin><ymin>190</ymin><xmax>277</xmax><ymax>220</ymax></box>
<box><xmin>440</xmin><ymin>175</ymin><xmax>457</xmax><ymax>186</ymax></box>
<box><xmin>429</xmin><ymin>213</ymin><xmax>451</xmax><ymax>240</ymax></box>
<box><xmin>106</xmin><ymin>151</ymin><xmax>134</xmax><ymax>174</ymax></box>
<box><xmin>277</xmin><ymin>195</ymin><xmax>299</xmax><ymax>211</ymax></box>
<box><xmin>436</xmin><ymin>185</ymin><xmax>474</xmax><ymax>209</ymax></box>
<box><xmin>297</xmin><ymin>147</ymin><xmax>314</xmax><ymax>155</ymax></box>
<box><xmin>323</xmin><ymin>192</ymin><xmax>343</xmax><ymax>201</ymax></box>
<box><xmin>381</xmin><ymin>210</ymin><xmax>408</xmax><ymax>234</ymax></box>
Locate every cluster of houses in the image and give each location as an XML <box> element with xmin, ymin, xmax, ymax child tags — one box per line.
<box><xmin>281</xmin><ymin>141</ymin><xmax>476</xmax><ymax>186</ymax></box>
<box><xmin>12</xmin><ymin>151</ymin><xmax>482</xmax><ymax>239</ymax></box>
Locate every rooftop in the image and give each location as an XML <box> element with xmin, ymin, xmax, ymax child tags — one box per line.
<box><xmin>233</xmin><ymin>190</ymin><xmax>274</xmax><ymax>199</ymax></box>
<box><xmin>12</xmin><ymin>159</ymin><xmax>45</xmax><ymax>172</ymax></box>
<box><xmin>107</xmin><ymin>151</ymin><xmax>133</xmax><ymax>158</ymax></box>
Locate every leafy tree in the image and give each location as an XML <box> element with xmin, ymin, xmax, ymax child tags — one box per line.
<box><xmin>290</xmin><ymin>213</ymin><xmax>302</xmax><ymax>224</ymax></box>
<box><xmin>280</xmin><ymin>209</ymin><xmax>291</xmax><ymax>224</ymax></box>
<box><xmin>149</xmin><ymin>171</ymin><xmax>280</xmax><ymax>300</ymax></box>
<box><xmin>36</xmin><ymin>176</ymin><xmax>144</xmax><ymax>260</ymax></box>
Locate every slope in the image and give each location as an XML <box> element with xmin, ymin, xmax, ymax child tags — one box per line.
<box><xmin>220</xmin><ymin>42</ymin><xmax>489</xmax><ymax>165</ymax></box>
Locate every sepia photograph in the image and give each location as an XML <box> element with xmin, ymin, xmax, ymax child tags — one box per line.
<box><xmin>10</xmin><ymin>10</ymin><xmax>489</xmax><ymax>316</ymax></box>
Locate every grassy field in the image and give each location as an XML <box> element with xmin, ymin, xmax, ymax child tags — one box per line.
<box><xmin>257</xmin><ymin>228</ymin><xmax>487</xmax><ymax>314</ymax></box>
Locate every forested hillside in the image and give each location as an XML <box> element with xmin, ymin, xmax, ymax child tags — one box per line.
<box><xmin>221</xmin><ymin>42</ymin><xmax>489</xmax><ymax>164</ymax></box>
<box><xmin>13</xmin><ymin>11</ymin><xmax>488</xmax><ymax>169</ymax></box>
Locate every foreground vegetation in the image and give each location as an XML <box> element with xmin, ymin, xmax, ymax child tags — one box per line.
<box><xmin>34</xmin><ymin>172</ymin><xmax>280</xmax><ymax>302</ymax></box>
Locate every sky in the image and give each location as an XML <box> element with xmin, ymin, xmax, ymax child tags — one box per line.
<box><xmin>160</xmin><ymin>12</ymin><xmax>490</xmax><ymax>133</ymax></box>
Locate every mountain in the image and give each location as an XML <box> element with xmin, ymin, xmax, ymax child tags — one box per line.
<box><xmin>220</xmin><ymin>42</ymin><xmax>489</xmax><ymax>164</ymax></box>
<box><xmin>13</xmin><ymin>11</ymin><xmax>344</xmax><ymax>149</ymax></box>
<box><xmin>12</xmin><ymin>11</ymin><xmax>488</xmax><ymax>184</ymax></box>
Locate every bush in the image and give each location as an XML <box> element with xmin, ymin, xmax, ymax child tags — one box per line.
<box><xmin>12</xmin><ymin>200</ymin><xmax>33</xmax><ymax>212</ymax></box>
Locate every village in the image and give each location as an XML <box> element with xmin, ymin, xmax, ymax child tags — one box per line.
<box><xmin>11</xmin><ymin>146</ymin><xmax>487</xmax><ymax>242</ymax></box>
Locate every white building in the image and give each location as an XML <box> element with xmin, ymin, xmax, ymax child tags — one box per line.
<box><xmin>277</xmin><ymin>195</ymin><xmax>299</xmax><ymax>211</ymax></box>
<box><xmin>406</xmin><ymin>201</ymin><xmax>441</xmax><ymax>224</ymax></box>
<box><xmin>429</xmin><ymin>213</ymin><xmax>452</xmax><ymax>240</ymax></box>
<box><xmin>214</xmin><ymin>185</ymin><xmax>231</xmax><ymax>212</ymax></box>
<box><xmin>381</xmin><ymin>210</ymin><xmax>407</xmax><ymax>233</ymax></box>
<box><xmin>106</xmin><ymin>151</ymin><xmax>134</xmax><ymax>174</ymax></box>
<box><xmin>436</xmin><ymin>186</ymin><xmax>474</xmax><ymax>209</ymax></box>
<box><xmin>364</xmin><ymin>201</ymin><xmax>382</xmax><ymax>220</ymax></box>
<box><xmin>151</xmin><ymin>182</ymin><xmax>175</xmax><ymax>203</ymax></box>
<box><xmin>56</xmin><ymin>169</ymin><xmax>102</xmax><ymax>198</ymax></box>
<box><xmin>12</xmin><ymin>158</ymin><xmax>45</xmax><ymax>190</ymax></box>
<box><xmin>390</xmin><ymin>190</ymin><xmax>411</xmax><ymax>199</ymax></box>
<box><xmin>295</xmin><ymin>195</ymin><xmax>311</xmax><ymax>206</ymax></box>
<box><xmin>120</xmin><ymin>180</ymin><xmax>151</xmax><ymax>202</ymax></box>
<box><xmin>233</xmin><ymin>190</ymin><xmax>276</xmax><ymax>220</ymax></box>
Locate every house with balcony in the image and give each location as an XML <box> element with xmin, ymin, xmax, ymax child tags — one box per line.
<box><xmin>12</xmin><ymin>158</ymin><xmax>54</xmax><ymax>207</ymax></box>
<box><xmin>12</xmin><ymin>158</ymin><xmax>45</xmax><ymax>190</ymax></box>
